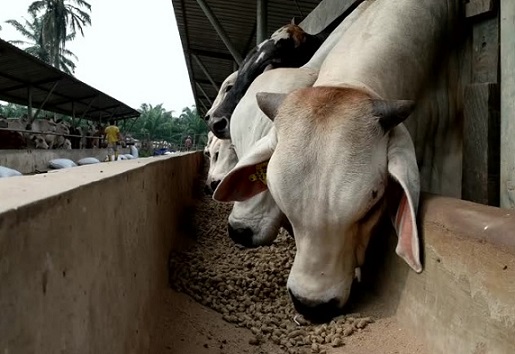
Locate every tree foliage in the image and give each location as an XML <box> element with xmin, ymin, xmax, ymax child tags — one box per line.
<box><xmin>121</xmin><ymin>104</ymin><xmax>208</xmax><ymax>148</ymax></box>
<box><xmin>6</xmin><ymin>12</ymin><xmax>78</xmax><ymax>74</ymax></box>
<box><xmin>4</xmin><ymin>0</ymin><xmax>91</xmax><ymax>74</ymax></box>
<box><xmin>28</xmin><ymin>0</ymin><xmax>91</xmax><ymax>69</ymax></box>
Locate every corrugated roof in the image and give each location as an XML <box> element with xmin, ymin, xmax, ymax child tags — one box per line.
<box><xmin>171</xmin><ymin>0</ymin><xmax>324</xmax><ymax>116</ymax></box>
<box><xmin>0</xmin><ymin>38</ymin><xmax>140</xmax><ymax>121</ymax></box>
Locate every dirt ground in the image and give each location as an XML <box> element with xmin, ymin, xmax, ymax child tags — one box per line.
<box><xmin>152</xmin><ymin>289</ymin><xmax>425</xmax><ymax>354</ymax></box>
<box><xmin>151</xmin><ymin>166</ymin><xmax>426</xmax><ymax>354</ymax></box>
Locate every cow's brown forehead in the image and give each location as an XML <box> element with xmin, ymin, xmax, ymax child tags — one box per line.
<box><xmin>279</xmin><ymin>86</ymin><xmax>372</xmax><ymax>123</ymax></box>
<box><xmin>285</xmin><ymin>24</ymin><xmax>307</xmax><ymax>45</ymax></box>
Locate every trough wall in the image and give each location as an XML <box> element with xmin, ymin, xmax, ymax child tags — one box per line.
<box><xmin>0</xmin><ymin>152</ymin><xmax>204</xmax><ymax>354</ymax></box>
<box><xmin>364</xmin><ymin>194</ymin><xmax>515</xmax><ymax>354</ymax></box>
<box><xmin>0</xmin><ymin>148</ymin><xmax>131</xmax><ymax>174</ymax></box>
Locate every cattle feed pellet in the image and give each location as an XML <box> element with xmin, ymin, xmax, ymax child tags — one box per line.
<box><xmin>169</xmin><ymin>170</ymin><xmax>374</xmax><ymax>354</ymax></box>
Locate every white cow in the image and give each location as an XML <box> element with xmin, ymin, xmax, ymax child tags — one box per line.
<box><xmin>214</xmin><ymin>0</ymin><xmax>461</xmax><ymax>321</ymax></box>
<box><xmin>212</xmin><ymin>1</ymin><xmax>374</xmax><ymax>247</ymax></box>
<box><xmin>205</xmin><ymin>133</ymin><xmax>238</xmax><ymax>194</ymax></box>
<box><xmin>202</xmin><ymin>72</ymin><xmax>239</xmax><ymax>192</ymax></box>
<box><xmin>205</xmin><ymin>71</ymin><xmax>238</xmax><ymax>120</ymax></box>
<box><xmin>30</xmin><ymin>119</ymin><xmax>70</xmax><ymax>149</ymax></box>
<box><xmin>204</xmin><ymin>131</ymin><xmax>215</xmax><ymax>155</ymax></box>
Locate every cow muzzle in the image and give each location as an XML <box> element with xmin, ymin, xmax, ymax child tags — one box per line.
<box><xmin>208</xmin><ymin>116</ymin><xmax>231</xmax><ymax>140</ymax></box>
<box><xmin>288</xmin><ymin>289</ymin><xmax>342</xmax><ymax>323</ymax></box>
<box><xmin>227</xmin><ymin>223</ymin><xmax>255</xmax><ymax>247</ymax></box>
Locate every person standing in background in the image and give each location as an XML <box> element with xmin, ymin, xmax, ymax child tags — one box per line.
<box><xmin>104</xmin><ymin>120</ymin><xmax>122</xmax><ymax>161</ymax></box>
<box><xmin>185</xmin><ymin>135</ymin><xmax>193</xmax><ymax>151</ymax></box>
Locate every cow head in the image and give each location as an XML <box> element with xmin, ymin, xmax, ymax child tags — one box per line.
<box><xmin>213</xmin><ymin>86</ymin><xmax>421</xmax><ymax>322</ymax></box>
<box><xmin>63</xmin><ymin>139</ymin><xmax>72</xmax><ymax>150</ymax></box>
<box><xmin>205</xmin><ymin>135</ymin><xmax>238</xmax><ymax>194</ymax></box>
<box><xmin>205</xmin><ymin>71</ymin><xmax>238</xmax><ymax>132</ymax></box>
<box><xmin>209</xmin><ymin>23</ymin><xmax>320</xmax><ymax>140</ymax></box>
<box><xmin>31</xmin><ymin>135</ymin><xmax>49</xmax><ymax>149</ymax></box>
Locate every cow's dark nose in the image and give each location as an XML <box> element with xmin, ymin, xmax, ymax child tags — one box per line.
<box><xmin>288</xmin><ymin>289</ymin><xmax>342</xmax><ymax>323</ymax></box>
<box><xmin>210</xmin><ymin>180</ymin><xmax>220</xmax><ymax>191</ymax></box>
<box><xmin>213</xmin><ymin>118</ymin><xmax>227</xmax><ymax>134</ymax></box>
<box><xmin>227</xmin><ymin>224</ymin><xmax>254</xmax><ymax>247</ymax></box>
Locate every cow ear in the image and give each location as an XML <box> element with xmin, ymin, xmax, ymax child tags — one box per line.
<box><xmin>371</xmin><ymin>99</ymin><xmax>415</xmax><ymax>132</ymax></box>
<box><xmin>213</xmin><ymin>128</ymin><xmax>277</xmax><ymax>202</ymax></box>
<box><xmin>387</xmin><ymin>124</ymin><xmax>422</xmax><ymax>273</ymax></box>
<box><xmin>256</xmin><ymin>92</ymin><xmax>288</xmax><ymax>121</ymax></box>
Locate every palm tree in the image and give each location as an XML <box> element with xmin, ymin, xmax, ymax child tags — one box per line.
<box><xmin>6</xmin><ymin>13</ymin><xmax>49</xmax><ymax>63</ymax></box>
<box><xmin>6</xmin><ymin>13</ymin><xmax>79</xmax><ymax>74</ymax></box>
<box><xmin>178</xmin><ymin>106</ymin><xmax>209</xmax><ymax>145</ymax></box>
<box><xmin>28</xmin><ymin>0</ymin><xmax>91</xmax><ymax>68</ymax></box>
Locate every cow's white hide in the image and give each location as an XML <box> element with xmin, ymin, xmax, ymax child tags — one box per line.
<box><xmin>205</xmin><ymin>134</ymin><xmax>238</xmax><ymax>193</ymax></box>
<box><xmin>214</xmin><ymin>0</ymin><xmax>462</xmax><ymax>318</ymax></box>
<box><xmin>212</xmin><ymin>2</ymin><xmax>372</xmax><ymax>247</ymax></box>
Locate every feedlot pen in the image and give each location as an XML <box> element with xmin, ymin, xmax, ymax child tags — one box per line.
<box><xmin>1</xmin><ymin>152</ymin><xmax>514</xmax><ymax>354</ymax></box>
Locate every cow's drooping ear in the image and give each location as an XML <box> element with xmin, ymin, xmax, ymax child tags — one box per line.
<box><xmin>213</xmin><ymin>128</ymin><xmax>277</xmax><ymax>202</ymax></box>
<box><xmin>256</xmin><ymin>92</ymin><xmax>288</xmax><ymax>122</ymax></box>
<box><xmin>371</xmin><ymin>99</ymin><xmax>415</xmax><ymax>132</ymax></box>
<box><xmin>387</xmin><ymin>124</ymin><xmax>422</xmax><ymax>273</ymax></box>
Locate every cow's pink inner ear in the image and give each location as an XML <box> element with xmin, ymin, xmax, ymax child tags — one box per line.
<box><xmin>393</xmin><ymin>192</ymin><xmax>422</xmax><ymax>273</ymax></box>
<box><xmin>213</xmin><ymin>164</ymin><xmax>269</xmax><ymax>202</ymax></box>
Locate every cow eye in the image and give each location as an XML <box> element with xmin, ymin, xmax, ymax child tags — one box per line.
<box><xmin>214</xmin><ymin>152</ymin><xmax>219</xmax><ymax>161</ymax></box>
<box><xmin>225</xmin><ymin>85</ymin><xmax>233</xmax><ymax>93</ymax></box>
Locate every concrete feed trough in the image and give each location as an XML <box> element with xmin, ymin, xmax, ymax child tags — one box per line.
<box><xmin>0</xmin><ymin>152</ymin><xmax>514</xmax><ymax>354</ymax></box>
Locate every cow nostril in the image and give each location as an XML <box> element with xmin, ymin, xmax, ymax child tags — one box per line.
<box><xmin>211</xmin><ymin>180</ymin><xmax>220</xmax><ymax>191</ymax></box>
<box><xmin>288</xmin><ymin>289</ymin><xmax>341</xmax><ymax>323</ymax></box>
<box><xmin>213</xmin><ymin>118</ymin><xmax>227</xmax><ymax>132</ymax></box>
<box><xmin>204</xmin><ymin>114</ymin><xmax>210</xmax><ymax>122</ymax></box>
<box><xmin>227</xmin><ymin>224</ymin><xmax>254</xmax><ymax>247</ymax></box>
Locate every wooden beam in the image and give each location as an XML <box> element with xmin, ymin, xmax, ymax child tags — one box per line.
<box><xmin>471</xmin><ymin>16</ymin><xmax>499</xmax><ymax>83</ymax></box>
<box><xmin>462</xmin><ymin>3</ymin><xmax>500</xmax><ymax>206</ymax></box>
<box><xmin>466</xmin><ymin>0</ymin><xmax>497</xmax><ymax>19</ymax></box>
<box><xmin>501</xmin><ymin>0</ymin><xmax>515</xmax><ymax>208</ymax></box>
<box><xmin>462</xmin><ymin>83</ymin><xmax>500</xmax><ymax>205</ymax></box>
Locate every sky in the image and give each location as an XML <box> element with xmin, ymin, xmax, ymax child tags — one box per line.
<box><xmin>0</xmin><ymin>0</ymin><xmax>195</xmax><ymax>114</ymax></box>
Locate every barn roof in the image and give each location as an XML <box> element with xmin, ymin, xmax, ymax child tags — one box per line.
<box><xmin>170</xmin><ymin>0</ymin><xmax>327</xmax><ymax>116</ymax></box>
<box><xmin>0</xmin><ymin>38</ymin><xmax>140</xmax><ymax>122</ymax></box>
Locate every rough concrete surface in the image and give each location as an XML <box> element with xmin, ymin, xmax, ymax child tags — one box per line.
<box><xmin>0</xmin><ymin>152</ymin><xmax>203</xmax><ymax>354</ymax></box>
<box><xmin>365</xmin><ymin>194</ymin><xmax>515</xmax><ymax>354</ymax></box>
<box><xmin>0</xmin><ymin>148</ymin><xmax>130</xmax><ymax>174</ymax></box>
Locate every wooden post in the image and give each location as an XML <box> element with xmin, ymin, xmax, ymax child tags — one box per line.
<box><xmin>27</xmin><ymin>85</ymin><xmax>33</xmax><ymax>122</ymax></box>
<box><xmin>500</xmin><ymin>0</ymin><xmax>515</xmax><ymax>208</ymax></box>
<box><xmin>462</xmin><ymin>0</ymin><xmax>501</xmax><ymax>206</ymax></box>
<box><xmin>463</xmin><ymin>83</ymin><xmax>500</xmax><ymax>205</ymax></box>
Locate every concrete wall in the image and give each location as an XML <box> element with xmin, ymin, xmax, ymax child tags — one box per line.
<box><xmin>364</xmin><ymin>194</ymin><xmax>515</xmax><ymax>354</ymax></box>
<box><xmin>0</xmin><ymin>148</ymin><xmax>131</xmax><ymax>174</ymax></box>
<box><xmin>0</xmin><ymin>152</ymin><xmax>204</xmax><ymax>354</ymax></box>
